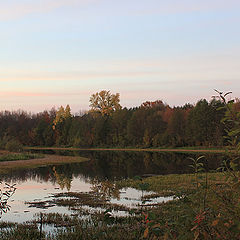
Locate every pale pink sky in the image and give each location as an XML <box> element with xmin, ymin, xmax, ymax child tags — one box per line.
<box><xmin>1</xmin><ymin>0</ymin><xmax>240</xmax><ymax>112</ymax></box>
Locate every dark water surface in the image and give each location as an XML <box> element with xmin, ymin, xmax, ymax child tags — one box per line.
<box><xmin>26</xmin><ymin>149</ymin><xmax>225</xmax><ymax>178</ymax></box>
<box><xmin>0</xmin><ymin>150</ymin><xmax>225</xmax><ymax>223</ymax></box>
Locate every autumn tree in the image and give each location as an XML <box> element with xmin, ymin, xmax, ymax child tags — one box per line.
<box><xmin>53</xmin><ymin>105</ymin><xmax>72</xmax><ymax>129</ymax></box>
<box><xmin>141</xmin><ymin>100</ymin><xmax>166</xmax><ymax>111</ymax></box>
<box><xmin>89</xmin><ymin>90</ymin><xmax>122</xmax><ymax>116</ymax></box>
<box><xmin>52</xmin><ymin>105</ymin><xmax>72</xmax><ymax>146</ymax></box>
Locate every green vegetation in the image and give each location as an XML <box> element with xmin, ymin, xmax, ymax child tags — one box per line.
<box><xmin>0</xmin><ymin>137</ymin><xmax>23</xmax><ymax>152</ymax></box>
<box><xmin>5</xmin><ymin>139</ymin><xmax>23</xmax><ymax>152</ymax></box>
<box><xmin>117</xmin><ymin>172</ymin><xmax>226</xmax><ymax>196</ymax></box>
<box><xmin>119</xmin><ymin>170</ymin><xmax>240</xmax><ymax>239</ymax></box>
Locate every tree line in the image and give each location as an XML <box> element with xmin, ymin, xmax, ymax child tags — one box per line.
<box><xmin>0</xmin><ymin>90</ymin><xmax>239</xmax><ymax>149</ymax></box>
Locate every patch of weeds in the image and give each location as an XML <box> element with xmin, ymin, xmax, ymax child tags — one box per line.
<box><xmin>53</xmin><ymin>192</ymin><xmax>133</xmax><ymax>212</ymax></box>
<box><xmin>0</xmin><ymin>222</ymin><xmax>16</xmax><ymax>229</ymax></box>
<box><xmin>142</xmin><ymin>193</ymin><xmax>168</xmax><ymax>200</ymax></box>
<box><xmin>47</xmin><ymin>215</ymin><xmax>143</xmax><ymax>240</ymax></box>
<box><xmin>34</xmin><ymin>212</ymin><xmax>77</xmax><ymax>227</ymax></box>
<box><xmin>53</xmin><ymin>192</ymin><xmax>107</xmax><ymax>208</ymax></box>
<box><xmin>0</xmin><ymin>223</ymin><xmax>41</xmax><ymax>240</ymax></box>
<box><xmin>26</xmin><ymin>200</ymin><xmax>56</xmax><ymax>209</ymax></box>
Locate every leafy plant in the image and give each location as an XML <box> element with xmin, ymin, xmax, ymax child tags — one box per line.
<box><xmin>0</xmin><ymin>183</ymin><xmax>16</xmax><ymax>217</ymax></box>
<box><xmin>189</xmin><ymin>155</ymin><xmax>205</xmax><ymax>175</ymax></box>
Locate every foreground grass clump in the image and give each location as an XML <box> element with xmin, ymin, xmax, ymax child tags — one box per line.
<box><xmin>0</xmin><ymin>224</ymin><xmax>40</xmax><ymax>240</ymax></box>
<box><xmin>0</xmin><ymin>213</ymin><xmax>143</xmax><ymax>240</ymax></box>
<box><xmin>45</xmin><ymin>212</ymin><xmax>142</xmax><ymax>240</ymax></box>
<box><xmin>0</xmin><ymin>153</ymin><xmax>44</xmax><ymax>162</ymax></box>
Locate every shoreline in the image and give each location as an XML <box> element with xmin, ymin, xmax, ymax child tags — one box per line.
<box><xmin>0</xmin><ymin>154</ymin><xmax>89</xmax><ymax>174</ymax></box>
<box><xmin>24</xmin><ymin>146</ymin><xmax>228</xmax><ymax>154</ymax></box>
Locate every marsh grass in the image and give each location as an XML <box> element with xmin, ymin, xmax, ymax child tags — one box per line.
<box><xmin>27</xmin><ymin>191</ymin><xmax>134</xmax><ymax>213</ymax></box>
<box><xmin>116</xmin><ymin>172</ymin><xmax>226</xmax><ymax>196</ymax></box>
<box><xmin>0</xmin><ymin>223</ymin><xmax>40</xmax><ymax>240</ymax></box>
<box><xmin>0</xmin><ymin>211</ymin><xmax>143</xmax><ymax>239</ymax></box>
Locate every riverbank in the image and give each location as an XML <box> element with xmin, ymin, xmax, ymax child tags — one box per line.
<box><xmin>24</xmin><ymin>146</ymin><xmax>228</xmax><ymax>154</ymax></box>
<box><xmin>0</xmin><ymin>152</ymin><xmax>88</xmax><ymax>174</ymax></box>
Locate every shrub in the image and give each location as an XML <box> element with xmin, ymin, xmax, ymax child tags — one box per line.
<box><xmin>5</xmin><ymin>139</ymin><xmax>23</xmax><ymax>152</ymax></box>
<box><xmin>0</xmin><ymin>136</ymin><xmax>12</xmax><ymax>150</ymax></box>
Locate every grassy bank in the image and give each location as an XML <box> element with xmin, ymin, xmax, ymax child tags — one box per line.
<box><xmin>116</xmin><ymin>171</ymin><xmax>226</xmax><ymax>196</ymax></box>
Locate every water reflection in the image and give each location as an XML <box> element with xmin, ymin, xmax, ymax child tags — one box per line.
<box><xmin>90</xmin><ymin>178</ymin><xmax>120</xmax><ymax>200</ymax></box>
<box><xmin>1</xmin><ymin>151</ymin><xmax>224</xmax><ymax>183</ymax></box>
<box><xmin>0</xmin><ymin>150</ymin><xmax>225</xmax><ymax>223</ymax></box>
<box><xmin>66</xmin><ymin>151</ymin><xmax>224</xmax><ymax>179</ymax></box>
<box><xmin>110</xmin><ymin>188</ymin><xmax>174</xmax><ymax>209</ymax></box>
<box><xmin>52</xmin><ymin>167</ymin><xmax>72</xmax><ymax>191</ymax></box>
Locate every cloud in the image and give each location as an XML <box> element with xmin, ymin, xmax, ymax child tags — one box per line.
<box><xmin>0</xmin><ymin>90</ymin><xmax>88</xmax><ymax>97</ymax></box>
<box><xmin>1</xmin><ymin>0</ymin><xmax>240</xmax><ymax>22</ymax></box>
<box><xmin>0</xmin><ymin>70</ymin><xmax>164</xmax><ymax>82</ymax></box>
<box><xmin>0</xmin><ymin>91</ymin><xmax>57</xmax><ymax>97</ymax></box>
<box><xmin>1</xmin><ymin>53</ymin><xmax>240</xmax><ymax>83</ymax></box>
<box><xmin>129</xmin><ymin>0</ymin><xmax>240</xmax><ymax>16</ymax></box>
<box><xmin>0</xmin><ymin>0</ymin><xmax>95</xmax><ymax>21</ymax></box>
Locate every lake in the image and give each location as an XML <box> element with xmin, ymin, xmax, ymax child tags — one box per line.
<box><xmin>0</xmin><ymin>150</ymin><xmax>225</xmax><ymax>226</ymax></box>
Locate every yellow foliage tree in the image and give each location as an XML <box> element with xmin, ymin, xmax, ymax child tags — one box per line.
<box><xmin>64</xmin><ymin>104</ymin><xmax>71</xmax><ymax>118</ymax></box>
<box><xmin>53</xmin><ymin>105</ymin><xmax>72</xmax><ymax>130</ymax></box>
<box><xmin>89</xmin><ymin>90</ymin><xmax>122</xmax><ymax>116</ymax></box>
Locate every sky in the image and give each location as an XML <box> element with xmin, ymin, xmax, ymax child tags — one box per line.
<box><xmin>1</xmin><ymin>0</ymin><xmax>240</xmax><ymax>113</ymax></box>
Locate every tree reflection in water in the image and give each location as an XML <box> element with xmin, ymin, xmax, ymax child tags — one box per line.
<box><xmin>90</xmin><ymin>178</ymin><xmax>120</xmax><ymax>200</ymax></box>
<box><xmin>0</xmin><ymin>182</ymin><xmax>16</xmax><ymax>217</ymax></box>
<box><xmin>52</xmin><ymin>166</ymin><xmax>72</xmax><ymax>191</ymax></box>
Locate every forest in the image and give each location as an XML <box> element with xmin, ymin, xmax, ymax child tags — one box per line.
<box><xmin>0</xmin><ymin>90</ymin><xmax>239</xmax><ymax>149</ymax></box>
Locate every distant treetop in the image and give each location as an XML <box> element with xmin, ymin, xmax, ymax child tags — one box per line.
<box><xmin>141</xmin><ymin>100</ymin><xmax>167</xmax><ymax>110</ymax></box>
<box><xmin>89</xmin><ymin>90</ymin><xmax>122</xmax><ymax>116</ymax></box>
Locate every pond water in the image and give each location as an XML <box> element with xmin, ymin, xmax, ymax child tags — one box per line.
<box><xmin>0</xmin><ymin>150</ymin><xmax>224</xmax><ymax>224</ymax></box>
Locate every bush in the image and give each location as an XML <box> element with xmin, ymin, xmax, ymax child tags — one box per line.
<box><xmin>0</xmin><ymin>136</ymin><xmax>12</xmax><ymax>150</ymax></box>
<box><xmin>5</xmin><ymin>139</ymin><xmax>23</xmax><ymax>152</ymax></box>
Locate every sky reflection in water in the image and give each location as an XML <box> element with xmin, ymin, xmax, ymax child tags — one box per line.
<box><xmin>0</xmin><ymin>151</ymin><xmax>223</xmax><ymax>223</ymax></box>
